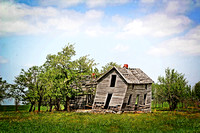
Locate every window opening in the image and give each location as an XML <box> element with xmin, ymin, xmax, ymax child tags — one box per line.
<box><xmin>144</xmin><ymin>94</ymin><xmax>147</xmax><ymax>105</ymax></box>
<box><xmin>110</xmin><ymin>75</ymin><xmax>116</xmax><ymax>87</ymax></box>
<box><xmin>132</xmin><ymin>84</ymin><xmax>134</xmax><ymax>89</ymax></box>
<box><xmin>135</xmin><ymin>94</ymin><xmax>140</xmax><ymax>105</ymax></box>
<box><xmin>145</xmin><ymin>84</ymin><xmax>148</xmax><ymax>90</ymax></box>
<box><xmin>127</xmin><ymin>94</ymin><xmax>132</xmax><ymax>105</ymax></box>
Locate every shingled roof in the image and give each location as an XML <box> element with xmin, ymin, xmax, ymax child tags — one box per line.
<box><xmin>97</xmin><ymin>66</ymin><xmax>153</xmax><ymax>84</ymax></box>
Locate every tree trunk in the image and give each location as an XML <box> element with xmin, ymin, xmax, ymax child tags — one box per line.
<box><xmin>15</xmin><ymin>105</ymin><xmax>18</xmax><ymax>111</ymax></box>
<box><xmin>29</xmin><ymin>103</ymin><xmax>34</xmax><ymax>112</ymax></box>
<box><xmin>15</xmin><ymin>98</ymin><xmax>19</xmax><ymax>111</ymax></box>
<box><xmin>170</xmin><ymin>99</ymin><xmax>178</xmax><ymax>111</ymax></box>
<box><xmin>33</xmin><ymin>104</ymin><xmax>36</xmax><ymax>112</ymax></box>
<box><xmin>64</xmin><ymin>96</ymin><xmax>70</xmax><ymax>112</ymax></box>
<box><xmin>173</xmin><ymin>102</ymin><xmax>177</xmax><ymax>110</ymax></box>
<box><xmin>56</xmin><ymin>97</ymin><xmax>60</xmax><ymax>111</ymax></box>
<box><xmin>185</xmin><ymin>102</ymin><xmax>188</xmax><ymax>109</ymax></box>
<box><xmin>50</xmin><ymin>105</ymin><xmax>52</xmax><ymax>112</ymax></box>
<box><xmin>49</xmin><ymin>98</ymin><xmax>52</xmax><ymax>112</ymax></box>
<box><xmin>29</xmin><ymin>102</ymin><xmax>35</xmax><ymax>112</ymax></box>
<box><xmin>168</xmin><ymin>101</ymin><xmax>172</xmax><ymax>111</ymax></box>
<box><xmin>38</xmin><ymin>96</ymin><xmax>42</xmax><ymax>112</ymax></box>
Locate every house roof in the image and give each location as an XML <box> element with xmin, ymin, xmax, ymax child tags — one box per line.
<box><xmin>97</xmin><ymin>66</ymin><xmax>154</xmax><ymax>84</ymax></box>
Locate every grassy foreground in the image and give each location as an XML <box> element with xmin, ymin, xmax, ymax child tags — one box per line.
<box><xmin>0</xmin><ymin>109</ymin><xmax>200</xmax><ymax>133</ymax></box>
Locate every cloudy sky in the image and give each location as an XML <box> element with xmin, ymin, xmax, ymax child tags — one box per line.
<box><xmin>0</xmin><ymin>0</ymin><xmax>200</xmax><ymax>100</ymax></box>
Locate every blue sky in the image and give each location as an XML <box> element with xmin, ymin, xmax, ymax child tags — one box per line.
<box><xmin>0</xmin><ymin>0</ymin><xmax>200</xmax><ymax>104</ymax></box>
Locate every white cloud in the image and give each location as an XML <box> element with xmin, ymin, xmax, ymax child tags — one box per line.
<box><xmin>86</xmin><ymin>0</ymin><xmax>107</xmax><ymax>8</ymax></box>
<box><xmin>112</xmin><ymin>15</ymin><xmax>126</xmax><ymax>26</ymax></box>
<box><xmin>39</xmin><ymin>0</ymin><xmax>130</xmax><ymax>8</ymax></box>
<box><xmin>22</xmin><ymin>63</ymin><xmax>35</xmax><ymax>68</ymax></box>
<box><xmin>85</xmin><ymin>25</ymin><xmax>105</xmax><ymax>37</ymax></box>
<box><xmin>0</xmin><ymin>56</ymin><xmax>8</xmax><ymax>64</ymax></box>
<box><xmin>113</xmin><ymin>44</ymin><xmax>129</xmax><ymax>52</ymax></box>
<box><xmin>84</xmin><ymin>25</ymin><xmax>114</xmax><ymax>37</ymax></box>
<box><xmin>118</xmin><ymin>13</ymin><xmax>191</xmax><ymax>38</ymax></box>
<box><xmin>141</xmin><ymin>0</ymin><xmax>155</xmax><ymax>3</ymax></box>
<box><xmin>85</xmin><ymin>10</ymin><xmax>104</xmax><ymax>20</ymax></box>
<box><xmin>0</xmin><ymin>1</ymin><xmax>106</xmax><ymax>36</ymax></box>
<box><xmin>86</xmin><ymin>0</ymin><xmax>130</xmax><ymax>8</ymax></box>
<box><xmin>165</xmin><ymin>0</ymin><xmax>191</xmax><ymax>14</ymax></box>
<box><xmin>148</xmin><ymin>25</ymin><xmax>200</xmax><ymax>56</ymax></box>
<box><xmin>196</xmin><ymin>0</ymin><xmax>200</xmax><ymax>7</ymax></box>
<box><xmin>39</xmin><ymin>0</ymin><xmax>83</xmax><ymax>8</ymax></box>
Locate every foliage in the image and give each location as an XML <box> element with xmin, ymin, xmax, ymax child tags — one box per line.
<box><xmin>154</xmin><ymin>68</ymin><xmax>190</xmax><ymax>111</ymax></box>
<box><xmin>0</xmin><ymin>108</ymin><xmax>199</xmax><ymax>132</ymax></box>
<box><xmin>194</xmin><ymin>81</ymin><xmax>200</xmax><ymax>100</ymax></box>
<box><xmin>0</xmin><ymin>77</ymin><xmax>9</xmax><ymax>104</ymax></box>
<box><xmin>11</xmin><ymin>44</ymin><xmax>97</xmax><ymax>112</ymax></box>
<box><xmin>101</xmin><ymin>62</ymin><xmax>121</xmax><ymax>74</ymax></box>
<box><xmin>13</xmin><ymin>66</ymin><xmax>43</xmax><ymax>112</ymax></box>
<box><xmin>44</xmin><ymin>44</ymin><xmax>96</xmax><ymax>111</ymax></box>
<box><xmin>0</xmin><ymin>105</ymin><xmax>30</xmax><ymax>111</ymax></box>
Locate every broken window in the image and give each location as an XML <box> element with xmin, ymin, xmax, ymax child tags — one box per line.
<box><xmin>144</xmin><ymin>94</ymin><xmax>147</xmax><ymax>105</ymax></box>
<box><xmin>127</xmin><ymin>94</ymin><xmax>132</xmax><ymax>105</ymax></box>
<box><xmin>145</xmin><ymin>84</ymin><xmax>148</xmax><ymax>90</ymax></box>
<box><xmin>110</xmin><ymin>75</ymin><xmax>116</xmax><ymax>87</ymax></box>
<box><xmin>132</xmin><ymin>84</ymin><xmax>134</xmax><ymax>89</ymax></box>
<box><xmin>135</xmin><ymin>94</ymin><xmax>140</xmax><ymax>105</ymax></box>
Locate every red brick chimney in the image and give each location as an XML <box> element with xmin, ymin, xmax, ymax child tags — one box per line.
<box><xmin>123</xmin><ymin>64</ymin><xmax>128</xmax><ymax>69</ymax></box>
<box><xmin>92</xmin><ymin>73</ymin><xmax>95</xmax><ymax>79</ymax></box>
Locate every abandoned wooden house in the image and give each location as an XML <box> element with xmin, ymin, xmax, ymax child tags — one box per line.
<box><xmin>70</xmin><ymin>75</ymin><xmax>97</xmax><ymax>109</ymax></box>
<box><xmin>92</xmin><ymin>64</ymin><xmax>153</xmax><ymax>113</ymax></box>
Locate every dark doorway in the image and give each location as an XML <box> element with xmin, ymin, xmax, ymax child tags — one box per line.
<box><xmin>104</xmin><ymin>94</ymin><xmax>112</xmax><ymax>109</ymax></box>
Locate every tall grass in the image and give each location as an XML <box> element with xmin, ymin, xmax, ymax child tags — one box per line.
<box><xmin>0</xmin><ymin>101</ymin><xmax>192</xmax><ymax>112</ymax></box>
<box><xmin>0</xmin><ymin>105</ymin><xmax>48</xmax><ymax>112</ymax></box>
<box><xmin>1</xmin><ymin>103</ymin><xmax>199</xmax><ymax>132</ymax></box>
<box><xmin>0</xmin><ymin>111</ymin><xmax>199</xmax><ymax>132</ymax></box>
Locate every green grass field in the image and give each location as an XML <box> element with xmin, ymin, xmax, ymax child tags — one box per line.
<box><xmin>0</xmin><ymin>105</ymin><xmax>200</xmax><ymax>132</ymax></box>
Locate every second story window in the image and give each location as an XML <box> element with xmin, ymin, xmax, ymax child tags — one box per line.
<box><xmin>110</xmin><ymin>75</ymin><xmax>116</xmax><ymax>87</ymax></box>
<box><xmin>145</xmin><ymin>84</ymin><xmax>148</xmax><ymax>90</ymax></box>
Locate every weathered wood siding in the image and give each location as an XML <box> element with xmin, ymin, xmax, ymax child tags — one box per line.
<box><xmin>122</xmin><ymin>84</ymin><xmax>152</xmax><ymax>112</ymax></box>
<box><xmin>92</xmin><ymin>70</ymin><xmax>127</xmax><ymax>109</ymax></box>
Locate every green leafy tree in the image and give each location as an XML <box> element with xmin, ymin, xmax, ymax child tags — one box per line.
<box><xmin>155</xmin><ymin>68</ymin><xmax>189</xmax><ymax>111</ymax></box>
<box><xmin>41</xmin><ymin>66</ymin><xmax>60</xmax><ymax>111</ymax></box>
<box><xmin>45</xmin><ymin>45</ymin><xmax>76</xmax><ymax>111</ymax></box>
<box><xmin>101</xmin><ymin>62</ymin><xmax>121</xmax><ymax>74</ymax></box>
<box><xmin>36</xmin><ymin>66</ymin><xmax>49</xmax><ymax>112</ymax></box>
<box><xmin>152</xmin><ymin>83</ymin><xmax>166</xmax><ymax>107</ymax></box>
<box><xmin>194</xmin><ymin>81</ymin><xmax>200</xmax><ymax>100</ymax></box>
<box><xmin>0</xmin><ymin>77</ymin><xmax>8</xmax><ymax>104</ymax></box>
<box><xmin>14</xmin><ymin>66</ymin><xmax>42</xmax><ymax>112</ymax></box>
<box><xmin>12</xmin><ymin>44</ymin><xmax>97</xmax><ymax>112</ymax></box>
<box><xmin>45</xmin><ymin>44</ymin><xmax>96</xmax><ymax>112</ymax></box>
<box><xmin>9</xmin><ymin>84</ymin><xmax>23</xmax><ymax>111</ymax></box>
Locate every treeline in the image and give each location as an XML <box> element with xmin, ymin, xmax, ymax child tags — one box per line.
<box><xmin>0</xmin><ymin>44</ymin><xmax>120</xmax><ymax>112</ymax></box>
<box><xmin>1</xmin><ymin>44</ymin><xmax>200</xmax><ymax>112</ymax></box>
<box><xmin>152</xmin><ymin>68</ymin><xmax>200</xmax><ymax>111</ymax></box>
